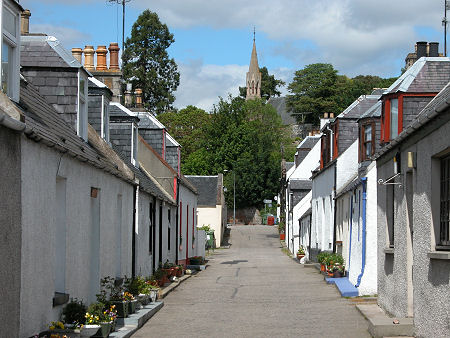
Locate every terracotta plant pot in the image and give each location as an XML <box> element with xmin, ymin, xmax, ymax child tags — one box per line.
<box><xmin>279</xmin><ymin>233</ymin><xmax>285</xmax><ymax>240</ymax></box>
<box><xmin>320</xmin><ymin>264</ymin><xmax>326</xmax><ymax>272</ymax></box>
<box><xmin>297</xmin><ymin>254</ymin><xmax>305</xmax><ymax>260</ymax></box>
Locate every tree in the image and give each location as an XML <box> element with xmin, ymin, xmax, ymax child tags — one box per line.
<box><xmin>239</xmin><ymin>66</ymin><xmax>285</xmax><ymax>100</ymax></box>
<box><xmin>287</xmin><ymin>63</ymin><xmax>397</xmax><ymax>125</ymax></box>
<box><xmin>287</xmin><ymin>63</ymin><xmax>339</xmax><ymax>125</ymax></box>
<box><xmin>157</xmin><ymin>105</ymin><xmax>210</xmax><ymax>164</ymax></box>
<box><xmin>122</xmin><ymin>10</ymin><xmax>180</xmax><ymax>114</ymax></box>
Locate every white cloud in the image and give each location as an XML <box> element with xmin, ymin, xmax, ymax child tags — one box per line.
<box><xmin>132</xmin><ymin>0</ymin><xmax>443</xmax><ymax>76</ymax></box>
<box><xmin>30</xmin><ymin>24</ymin><xmax>91</xmax><ymax>47</ymax></box>
<box><xmin>173</xmin><ymin>60</ymin><xmax>247</xmax><ymax>111</ymax></box>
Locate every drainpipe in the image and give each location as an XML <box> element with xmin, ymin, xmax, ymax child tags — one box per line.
<box><xmin>308</xmin><ymin>213</ymin><xmax>312</xmax><ymax>261</ymax></box>
<box><xmin>175</xmin><ymin>177</ymin><xmax>180</xmax><ymax>264</ymax></box>
<box><xmin>348</xmin><ymin>191</ymin><xmax>354</xmax><ymax>275</ymax></box>
<box><xmin>132</xmin><ymin>185</ymin><xmax>137</xmax><ymax>278</ymax></box>
<box><xmin>356</xmin><ymin>177</ymin><xmax>367</xmax><ymax>288</ymax></box>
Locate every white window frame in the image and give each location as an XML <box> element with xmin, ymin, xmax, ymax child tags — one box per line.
<box><xmin>131</xmin><ymin>123</ymin><xmax>138</xmax><ymax>166</ymax></box>
<box><xmin>77</xmin><ymin>70</ymin><xmax>88</xmax><ymax>141</ymax></box>
<box><xmin>101</xmin><ymin>94</ymin><xmax>110</xmax><ymax>142</ymax></box>
<box><xmin>0</xmin><ymin>0</ymin><xmax>20</xmax><ymax>102</ymax></box>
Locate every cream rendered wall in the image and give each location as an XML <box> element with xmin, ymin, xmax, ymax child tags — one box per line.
<box><xmin>178</xmin><ymin>184</ymin><xmax>198</xmax><ymax>264</ymax></box>
<box><xmin>197</xmin><ymin>206</ymin><xmax>222</xmax><ymax>248</ymax></box>
<box><xmin>20</xmin><ymin>140</ymin><xmax>134</xmax><ymax>337</ymax></box>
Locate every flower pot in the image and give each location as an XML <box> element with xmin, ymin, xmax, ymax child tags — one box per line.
<box><xmin>149</xmin><ymin>289</ymin><xmax>158</xmax><ymax>303</ymax></box>
<box><xmin>80</xmin><ymin>325</ymin><xmax>101</xmax><ymax>337</ymax></box>
<box><xmin>320</xmin><ymin>264</ymin><xmax>326</xmax><ymax>272</ymax></box>
<box><xmin>333</xmin><ymin>270</ymin><xmax>344</xmax><ymax>278</ymax></box>
<box><xmin>279</xmin><ymin>233</ymin><xmax>285</xmax><ymax>240</ymax></box>
<box><xmin>297</xmin><ymin>254</ymin><xmax>305</xmax><ymax>260</ymax></box>
<box><xmin>47</xmin><ymin>329</ymin><xmax>80</xmax><ymax>338</ymax></box>
<box><xmin>111</xmin><ymin>300</ymin><xmax>128</xmax><ymax>318</ymax></box>
<box><xmin>92</xmin><ymin>322</ymin><xmax>111</xmax><ymax>338</ymax></box>
<box><xmin>176</xmin><ymin>267</ymin><xmax>183</xmax><ymax>277</ymax></box>
<box><xmin>138</xmin><ymin>293</ymin><xmax>149</xmax><ymax>306</ymax></box>
<box><xmin>128</xmin><ymin>299</ymin><xmax>138</xmax><ymax>314</ymax></box>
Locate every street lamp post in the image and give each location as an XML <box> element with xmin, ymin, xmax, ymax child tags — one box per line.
<box><xmin>224</xmin><ymin>170</ymin><xmax>236</xmax><ymax>226</ymax></box>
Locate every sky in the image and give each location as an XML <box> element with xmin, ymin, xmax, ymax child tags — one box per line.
<box><xmin>21</xmin><ymin>0</ymin><xmax>446</xmax><ymax>111</ymax></box>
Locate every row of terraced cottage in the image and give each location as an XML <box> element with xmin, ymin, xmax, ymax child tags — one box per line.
<box><xmin>0</xmin><ymin>2</ymin><xmax>227</xmax><ymax>336</ymax></box>
<box><xmin>280</xmin><ymin>45</ymin><xmax>450</xmax><ymax>337</ymax></box>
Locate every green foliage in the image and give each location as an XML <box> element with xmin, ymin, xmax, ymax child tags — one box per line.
<box><xmin>62</xmin><ymin>298</ymin><xmax>86</xmax><ymax>325</ymax></box>
<box><xmin>198</xmin><ymin>224</ymin><xmax>212</xmax><ymax>232</ymax></box>
<box><xmin>317</xmin><ymin>251</ymin><xmax>331</xmax><ymax>264</ymax></box>
<box><xmin>158</xmin><ymin>106</ymin><xmax>211</xmax><ymax>170</ymax></box>
<box><xmin>239</xmin><ymin>66</ymin><xmax>285</xmax><ymax>100</ymax></box>
<box><xmin>122</xmin><ymin>10</ymin><xmax>180</xmax><ymax>114</ymax></box>
<box><xmin>287</xmin><ymin>63</ymin><xmax>397</xmax><ymax>125</ymax></box>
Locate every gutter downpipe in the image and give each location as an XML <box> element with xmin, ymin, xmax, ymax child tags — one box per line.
<box><xmin>308</xmin><ymin>213</ymin><xmax>312</xmax><ymax>261</ymax></box>
<box><xmin>356</xmin><ymin>177</ymin><xmax>367</xmax><ymax>288</ymax></box>
<box><xmin>175</xmin><ymin>176</ymin><xmax>180</xmax><ymax>264</ymax></box>
<box><xmin>348</xmin><ymin>191</ymin><xmax>353</xmax><ymax>275</ymax></box>
<box><xmin>132</xmin><ymin>185</ymin><xmax>137</xmax><ymax>278</ymax></box>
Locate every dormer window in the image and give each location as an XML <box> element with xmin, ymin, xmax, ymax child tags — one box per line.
<box><xmin>1</xmin><ymin>0</ymin><xmax>20</xmax><ymax>102</ymax></box>
<box><xmin>77</xmin><ymin>71</ymin><xmax>88</xmax><ymax>141</ymax></box>
<box><xmin>360</xmin><ymin>123</ymin><xmax>375</xmax><ymax>161</ymax></box>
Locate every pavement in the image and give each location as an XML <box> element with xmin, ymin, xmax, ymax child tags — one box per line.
<box><xmin>132</xmin><ymin>225</ymin><xmax>370</xmax><ymax>337</ymax></box>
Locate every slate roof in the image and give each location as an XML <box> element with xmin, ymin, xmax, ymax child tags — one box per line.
<box><xmin>185</xmin><ymin>176</ymin><xmax>219</xmax><ymax>207</ymax></box>
<box><xmin>359</xmin><ymin>101</ymin><xmax>382</xmax><ymax>120</ymax></box>
<box><xmin>335</xmin><ymin>95</ymin><xmax>380</xmax><ymax>120</ymax></box>
<box><xmin>375</xmin><ymin>80</ymin><xmax>450</xmax><ymax>159</ymax></box>
<box><xmin>384</xmin><ymin>57</ymin><xmax>450</xmax><ymax>95</ymax></box>
<box><xmin>21</xmin><ymin>35</ymin><xmax>86</xmax><ymax>71</ymax></box>
<box><xmin>18</xmin><ymin>77</ymin><xmax>133</xmax><ymax>183</ymax></box>
<box><xmin>109</xmin><ymin>103</ymin><xmax>139</xmax><ymax>122</ymax></box>
<box><xmin>286</xmin><ymin>162</ymin><xmax>295</xmax><ymax>171</ymax></box>
<box><xmin>134</xmin><ymin>111</ymin><xmax>165</xmax><ymax>130</ymax></box>
<box><xmin>111</xmin><ymin>144</ymin><xmax>176</xmax><ymax>205</ymax></box>
<box><xmin>289</xmin><ymin>179</ymin><xmax>312</xmax><ymax>190</ymax></box>
<box><xmin>166</xmin><ymin>133</ymin><xmax>180</xmax><ymax>147</ymax></box>
<box><xmin>297</xmin><ymin>135</ymin><xmax>320</xmax><ymax>149</ymax></box>
<box><xmin>267</xmin><ymin>96</ymin><xmax>297</xmax><ymax>125</ymax></box>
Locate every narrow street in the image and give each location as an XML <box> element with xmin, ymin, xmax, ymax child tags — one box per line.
<box><xmin>133</xmin><ymin>225</ymin><xmax>370</xmax><ymax>337</ymax></box>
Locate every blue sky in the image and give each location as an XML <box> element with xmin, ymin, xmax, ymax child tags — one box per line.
<box><xmin>21</xmin><ymin>0</ymin><xmax>445</xmax><ymax>111</ymax></box>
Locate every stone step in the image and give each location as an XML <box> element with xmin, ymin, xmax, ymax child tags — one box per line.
<box><xmin>356</xmin><ymin>304</ymin><xmax>414</xmax><ymax>338</ymax></box>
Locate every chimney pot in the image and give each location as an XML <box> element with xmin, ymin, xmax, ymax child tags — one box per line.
<box><xmin>124</xmin><ymin>90</ymin><xmax>132</xmax><ymax>107</ymax></box>
<box><xmin>71</xmin><ymin>48</ymin><xmax>83</xmax><ymax>63</ymax></box>
<box><xmin>429</xmin><ymin>42</ymin><xmax>439</xmax><ymax>57</ymax></box>
<box><xmin>83</xmin><ymin>45</ymin><xmax>95</xmax><ymax>71</ymax></box>
<box><xmin>323</xmin><ymin>112</ymin><xmax>328</xmax><ymax>119</ymax></box>
<box><xmin>96</xmin><ymin>45</ymin><xmax>108</xmax><ymax>71</ymax></box>
<box><xmin>108</xmin><ymin>43</ymin><xmax>120</xmax><ymax>70</ymax></box>
<box><xmin>329</xmin><ymin>112</ymin><xmax>334</xmax><ymax>118</ymax></box>
<box><xmin>135</xmin><ymin>88</ymin><xmax>143</xmax><ymax>108</ymax></box>
<box><xmin>21</xmin><ymin>9</ymin><xmax>31</xmax><ymax>35</ymax></box>
<box><xmin>416</xmin><ymin>41</ymin><xmax>427</xmax><ymax>59</ymax></box>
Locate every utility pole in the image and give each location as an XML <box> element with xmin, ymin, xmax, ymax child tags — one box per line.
<box><xmin>444</xmin><ymin>0</ymin><xmax>449</xmax><ymax>56</ymax></box>
<box><xmin>108</xmin><ymin>0</ymin><xmax>131</xmax><ymax>51</ymax></box>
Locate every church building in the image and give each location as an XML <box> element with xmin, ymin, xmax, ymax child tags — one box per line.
<box><xmin>246</xmin><ymin>34</ymin><xmax>262</xmax><ymax>100</ymax></box>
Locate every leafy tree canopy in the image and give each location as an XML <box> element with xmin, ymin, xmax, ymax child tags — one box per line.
<box><xmin>239</xmin><ymin>66</ymin><xmax>285</xmax><ymax>100</ymax></box>
<box><xmin>287</xmin><ymin>63</ymin><xmax>397</xmax><ymax>125</ymax></box>
<box><xmin>178</xmin><ymin>96</ymin><xmax>290</xmax><ymax>208</ymax></box>
<box><xmin>122</xmin><ymin>10</ymin><xmax>180</xmax><ymax>114</ymax></box>
<box><xmin>157</xmin><ymin>105</ymin><xmax>210</xmax><ymax>165</ymax></box>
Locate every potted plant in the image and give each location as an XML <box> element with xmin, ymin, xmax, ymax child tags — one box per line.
<box><xmin>278</xmin><ymin>222</ymin><xmax>285</xmax><ymax>240</ymax></box>
<box><xmin>317</xmin><ymin>252</ymin><xmax>330</xmax><ymax>272</ymax></box>
<box><xmin>98</xmin><ymin>276</ymin><xmax>128</xmax><ymax>318</ymax></box>
<box><xmin>47</xmin><ymin>321</ymin><xmax>80</xmax><ymax>338</ymax></box>
<box><xmin>332</xmin><ymin>263</ymin><xmax>345</xmax><ymax>278</ymax></box>
<box><xmin>81</xmin><ymin>311</ymin><xmax>101</xmax><ymax>337</ymax></box>
<box><xmin>296</xmin><ymin>246</ymin><xmax>306</xmax><ymax>260</ymax></box>
<box><xmin>86</xmin><ymin>302</ymin><xmax>114</xmax><ymax>338</ymax></box>
<box><xmin>62</xmin><ymin>298</ymin><xmax>87</xmax><ymax>327</ymax></box>
<box><xmin>123</xmin><ymin>292</ymin><xmax>137</xmax><ymax>314</ymax></box>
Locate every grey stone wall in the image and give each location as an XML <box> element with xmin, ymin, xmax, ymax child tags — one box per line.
<box><xmin>139</xmin><ymin>129</ymin><xmax>163</xmax><ymax>157</ymax></box>
<box><xmin>88</xmin><ymin>94</ymin><xmax>102</xmax><ymax>135</ymax></box>
<box><xmin>402</xmin><ymin>97</ymin><xmax>433</xmax><ymax>130</ymax></box>
<box><xmin>110</xmin><ymin>124</ymin><xmax>132</xmax><ymax>161</ymax></box>
<box><xmin>0</xmin><ymin>126</ymin><xmax>21</xmax><ymax>337</ymax></box>
<box><xmin>21</xmin><ymin>68</ymin><xmax>79</xmax><ymax>130</ymax></box>
<box><xmin>165</xmin><ymin>146</ymin><xmax>178</xmax><ymax>172</ymax></box>
<box><xmin>338</xmin><ymin>119</ymin><xmax>358</xmax><ymax>156</ymax></box>
<box><xmin>377</xmin><ymin>113</ymin><xmax>450</xmax><ymax>337</ymax></box>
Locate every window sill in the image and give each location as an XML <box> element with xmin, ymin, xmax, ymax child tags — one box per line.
<box><xmin>384</xmin><ymin>247</ymin><xmax>394</xmax><ymax>254</ymax></box>
<box><xmin>428</xmin><ymin>251</ymin><xmax>450</xmax><ymax>260</ymax></box>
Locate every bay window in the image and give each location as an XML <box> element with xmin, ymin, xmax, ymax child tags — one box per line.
<box><xmin>390</xmin><ymin>99</ymin><xmax>399</xmax><ymax>139</ymax></box>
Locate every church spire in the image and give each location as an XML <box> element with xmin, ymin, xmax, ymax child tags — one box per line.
<box><xmin>246</xmin><ymin>29</ymin><xmax>262</xmax><ymax>100</ymax></box>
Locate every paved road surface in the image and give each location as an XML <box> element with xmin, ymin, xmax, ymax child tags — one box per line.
<box><xmin>133</xmin><ymin>225</ymin><xmax>370</xmax><ymax>337</ymax></box>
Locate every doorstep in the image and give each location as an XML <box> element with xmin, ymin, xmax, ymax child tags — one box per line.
<box><xmin>356</xmin><ymin>304</ymin><xmax>414</xmax><ymax>338</ymax></box>
<box><xmin>325</xmin><ymin>277</ymin><xmax>359</xmax><ymax>297</ymax></box>
<box><xmin>110</xmin><ymin>301</ymin><xmax>164</xmax><ymax>338</ymax></box>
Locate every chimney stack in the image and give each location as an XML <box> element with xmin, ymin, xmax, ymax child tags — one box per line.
<box><xmin>416</xmin><ymin>41</ymin><xmax>427</xmax><ymax>59</ymax></box>
<box><xmin>108</xmin><ymin>43</ymin><xmax>120</xmax><ymax>70</ymax></box>
<box><xmin>429</xmin><ymin>42</ymin><xmax>439</xmax><ymax>57</ymax></box>
<box><xmin>83</xmin><ymin>45</ymin><xmax>95</xmax><ymax>71</ymax></box>
<box><xmin>135</xmin><ymin>88</ymin><xmax>143</xmax><ymax>108</ymax></box>
<box><xmin>71</xmin><ymin>48</ymin><xmax>83</xmax><ymax>63</ymax></box>
<box><xmin>21</xmin><ymin>9</ymin><xmax>31</xmax><ymax>35</ymax></box>
<box><xmin>96</xmin><ymin>45</ymin><xmax>108</xmax><ymax>71</ymax></box>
